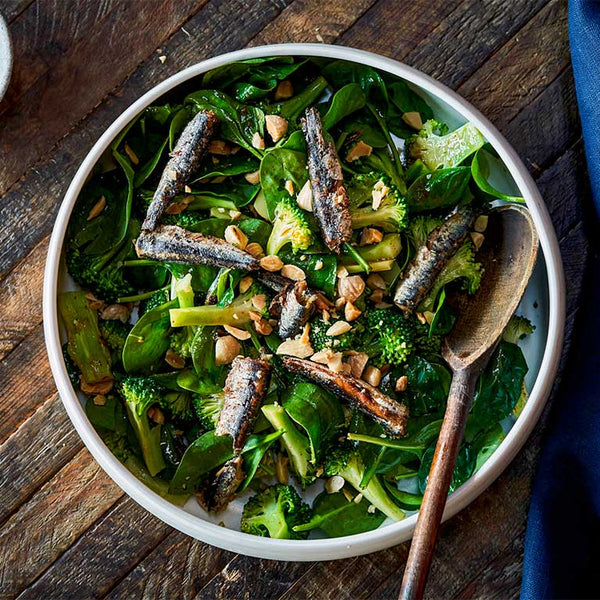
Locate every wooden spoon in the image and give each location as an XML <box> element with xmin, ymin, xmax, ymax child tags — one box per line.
<box><xmin>399</xmin><ymin>204</ymin><xmax>539</xmax><ymax>600</ymax></box>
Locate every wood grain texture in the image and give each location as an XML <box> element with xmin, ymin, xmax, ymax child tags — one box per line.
<box><xmin>0</xmin><ymin>0</ymin><xmax>589</xmax><ymax>598</ymax></box>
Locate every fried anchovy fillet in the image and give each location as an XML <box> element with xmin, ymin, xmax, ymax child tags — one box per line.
<box><xmin>196</xmin><ymin>456</ymin><xmax>245</xmax><ymax>513</ymax></box>
<box><xmin>142</xmin><ymin>109</ymin><xmax>218</xmax><ymax>231</ymax></box>
<box><xmin>216</xmin><ymin>356</ymin><xmax>272</xmax><ymax>453</ymax></box>
<box><xmin>136</xmin><ymin>224</ymin><xmax>260</xmax><ymax>271</ymax></box>
<box><xmin>394</xmin><ymin>205</ymin><xmax>477</xmax><ymax>313</ymax></box>
<box><xmin>282</xmin><ymin>356</ymin><xmax>408</xmax><ymax>437</ymax></box>
<box><xmin>256</xmin><ymin>270</ymin><xmax>290</xmax><ymax>292</ymax></box>
<box><xmin>301</xmin><ymin>106</ymin><xmax>352</xmax><ymax>253</ymax></box>
<box><xmin>269</xmin><ymin>280</ymin><xmax>317</xmax><ymax>341</ymax></box>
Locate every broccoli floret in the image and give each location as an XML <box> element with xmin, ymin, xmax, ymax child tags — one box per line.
<box><xmin>159</xmin><ymin>391</ymin><xmax>194</xmax><ymax>422</ymax></box>
<box><xmin>347</xmin><ymin>172</ymin><xmax>382</xmax><ymax>207</ymax></box>
<box><xmin>310</xmin><ymin>315</ymin><xmax>362</xmax><ymax>352</ymax></box>
<box><xmin>419</xmin><ymin>241</ymin><xmax>483</xmax><ymax>312</ymax></box>
<box><xmin>408</xmin><ymin>215</ymin><xmax>443</xmax><ymax>248</ymax></box>
<box><xmin>192</xmin><ymin>391</ymin><xmax>225</xmax><ymax>430</ymax></box>
<box><xmin>139</xmin><ymin>288</ymin><xmax>171</xmax><ymax>316</ymax></box>
<box><xmin>168</xmin><ymin>273</ymin><xmax>196</xmax><ymax>360</ymax></box>
<box><xmin>169</xmin><ymin>329</ymin><xmax>193</xmax><ymax>359</ymax></box>
<box><xmin>349</xmin><ymin>179</ymin><xmax>409</xmax><ymax>232</ymax></box>
<box><xmin>241</xmin><ymin>484</ymin><xmax>312</xmax><ymax>539</ymax></box>
<box><xmin>364</xmin><ymin>308</ymin><xmax>416</xmax><ymax>366</ymax></box>
<box><xmin>408</xmin><ymin>120</ymin><xmax>485</xmax><ymax>170</ymax></box>
<box><xmin>99</xmin><ymin>428</ymin><xmax>133</xmax><ymax>463</ymax></box>
<box><xmin>503</xmin><ymin>315</ymin><xmax>535</xmax><ymax>345</ymax></box>
<box><xmin>99</xmin><ymin>319</ymin><xmax>131</xmax><ymax>366</ymax></box>
<box><xmin>119</xmin><ymin>376</ymin><xmax>166</xmax><ymax>476</ymax></box>
<box><xmin>323</xmin><ymin>447</ymin><xmax>405</xmax><ymax>521</ymax></box>
<box><xmin>66</xmin><ymin>224</ymin><xmax>137</xmax><ymax>303</ymax></box>
<box><xmin>266</xmin><ymin>195</ymin><xmax>314</xmax><ymax>255</ymax></box>
<box><xmin>262</xmin><ymin>404</ymin><xmax>315</xmax><ymax>488</ymax></box>
<box><xmin>169</xmin><ymin>282</ymin><xmax>267</xmax><ymax>328</ymax></box>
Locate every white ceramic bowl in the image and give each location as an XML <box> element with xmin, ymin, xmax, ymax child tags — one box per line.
<box><xmin>43</xmin><ymin>44</ymin><xmax>565</xmax><ymax>561</ymax></box>
<box><xmin>0</xmin><ymin>12</ymin><xmax>12</xmax><ymax>102</ymax></box>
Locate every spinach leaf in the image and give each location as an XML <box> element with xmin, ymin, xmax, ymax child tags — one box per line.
<box><xmin>403</xmin><ymin>356</ymin><xmax>451</xmax><ymax>416</ymax></box>
<box><xmin>470</xmin><ymin>341</ymin><xmax>528</xmax><ymax>427</ymax></box>
<box><xmin>322</xmin><ymin>61</ymin><xmax>388</xmax><ymax>109</ymax></box>
<box><xmin>192</xmin><ymin>153</ymin><xmax>259</xmax><ymax>181</ymax></box>
<box><xmin>322</xmin><ymin>83</ymin><xmax>366</xmax><ymax>130</ymax></box>
<box><xmin>293</xmin><ymin>491</ymin><xmax>386</xmax><ymax>537</ymax></box>
<box><xmin>282</xmin><ymin>382</ymin><xmax>344</xmax><ymax>463</ymax></box>
<box><xmin>133</xmin><ymin>137</ymin><xmax>168</xmax><ymax>188</ymax></box>
<box><xmin>122</xmin><ymin>299</ymin><xmax>177</xmax><ymax>374</ymax></box>
<box><xmin>471</xmin><ymin>423</ymin><xmax>505</xmax><ymax>473</ymax></box>
<box><xmin>342</xmin><ymin>118</ymin><xmax>388</xmax><ymax>148</ymax></box>
<box><xmin>238</xmin><ymin>430</ymin><xmax>284</xmax><ymax>492</ymax></box>
<box><xmin>202</xmin><ymin>56</ymin><xmax>297</xmax><ymax>89</ymax></box>
<box><xmin>278</xmin><ymin>251</ymin><xmax>337</xmax><ymax>298</ymax></box>
<box><xmin>125</xmin><ymin>455</ymin><xmax>188</xmax><ymax>506</ymax></box>
<box><xmin>259</xmin><ymin>148</ymin><xmax>308</xmax><ymax>218</ymax></box>
<box><xmin>388</xmin><ymin>81</ymin><xmax>433</xmax><ymax>121</ymax></box>
<box><xmin>190</xmin><ymin>178</ymin><xmax>260</xmax><ymax>208</ymax></box>
<box><xmin>277</xmin><ymin>76</ymin><xmax>329</xmax><ymax>122</ymax></box>
<box><xmin>85</xmin><ymin>395</ymin><xmax>127</xmax><ymax>433</ymax></box>
<box><xmin>418</xmin><ymin>442</ymin><xmax>475</xmax><ymax>494</ymax></box>
<box><xmin>471</xmin><ymin>146</ymin><xmax>525</xmax><ymax>203</ymax></box>
<box><xmin>231</xmin><ymin>60</ymin><xmax>306</xmax><ymax>102</ymax></box>
<box><xmin>185</xmin><ymin>90</ymin><xmax>265</xmax><ymax>157</ymax></box>
<box><xmin>406</xmin><ymin>167</ymin><xmax>472</xmax><ymax>212</ymax></box>
<box><xmin>383</xmin><ymin>480</ymin><xmax>423</xmax><ymax>511</ymax></box>
<box><xmin>168</xmin><ymin>430</ymin><xmax>280</xmax><ymax>494</ymax></box>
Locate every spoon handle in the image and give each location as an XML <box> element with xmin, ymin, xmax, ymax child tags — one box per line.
<box><xmin>399</xmin><ymin>367</ymin><xmax>478</xmax><ymax>600</ymax></box>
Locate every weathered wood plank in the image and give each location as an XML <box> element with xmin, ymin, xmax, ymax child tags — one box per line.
<box><xmin>103</xmin><ymin>532</ymin><xmax>233</xmax><ymax>600</ymax></box>
<box><xmin>0</xmin><ymin>394</ymin><xmax>82</xmax><ymax>527</ymax></box>
<box><xmin>16</xmin><ymin>497</ymin><xmax>172</xmax><ymax>600</ymax></box>
<box><xmin>457</xmin><ymin>0</ymin><xmax>570</xmax><ymax>129</ymax></box>
<box><xmin>405</xmin><ymin>0</ymin><xmax>548</xmax><ymax>89</ymax></box>
<box><xmin>0</xmin><ymin>0</ymin><xmax>33</xmax><ymax>23</ymax></box>
<box><xmin>250</xmin><ymin>0</ymin><xmax>376</xmax><ymax>46</ymax></box>
<box><xmin>0</xmin><ymin>0</ymin><xmax>294</xmax><ymax>281</ymax></box>
<box><xmin>339</xmin><ymin>0</ymin><xmax>463</xmax><ymax>59</ymax></box>
<box><xmin>0</xmin><ymin>324</ymin><xmax>55</xmax><ymax>444</ymax></box>
<box><xmin>0</xmin><ymin>0</ymin><xmax>207</xmax><ymax>196</ymax></box>
<box><xmin>0</xmin><ymin>449</ymin><xmax>123</xmax><ymax>600</ymax></box>
<box><xmin>0</xmin><ymin>236</ymin><xmax>47</xmax><ymax>361</ymax></box>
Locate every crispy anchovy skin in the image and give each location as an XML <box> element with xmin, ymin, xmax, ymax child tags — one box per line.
<box><xmin>142</xmin><ymin>110</ymin><xmax>218</xmax><ymax>231</ymax></box>
<box><xmin>301</xmin><ymin>106</ymin><xmax>352</xmax><ymax>253</ymax></box>
<box><xmin>394</xmin><ymin>206</ymin><xmax>477</xmax><ymax>313</ymax></box>
<box><xmin>282</xmin><ymin>357</ymin><xmax>408</xmax><ymax>437</ymax></box>
<box><xmin>197</xmin><ymin>456</ymin><xmax>244</xmax><ymax>513</ymax></box>
<box><xmin>269</xmin><ymin>280</ymin><xmax>317</xmax><ymax>340</ymax></box>
<box><xmin>136</xmin><ymin>225</ymin><xmax>260</xmax><ymax>271</ymax></box>
<box><xmin>256</xmin><ymin>270</ymin><xmax>290</xmax><ymax>292</ymax></box>
<box><xmin>216</xmin><ymin>357</ymin><xmax>272</xmax><ymax>453</ymax></box>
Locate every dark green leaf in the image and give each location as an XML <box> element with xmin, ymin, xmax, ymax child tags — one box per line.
<box><xmin>322</xmin><ymin>83</ymin><xmax>366</xmax><ymax>130</ymax></box>
<box><xmin>418</xmin><ymin>442</ymin><xmax>475</xmax><ymax>494</ymax></box>
<box><xmin>406</xmin><ymin>167</ymin><xmax>472</xmax><ymax>212</ymax></box>
<box><xmin>471</xmin><ymin>146</ymin><xmax>525</xmax><ymax>203</ymax></box>
<box><xmin>278</xmin><ymin>251</ymin><xmax>337</xmax><ymax>298</ymax></box>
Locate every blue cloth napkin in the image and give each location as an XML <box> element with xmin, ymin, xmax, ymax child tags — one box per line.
<box><xmin>521</xmin><ymin>1</ymin><xmax>600</xmax><ymax>598</ymax></box>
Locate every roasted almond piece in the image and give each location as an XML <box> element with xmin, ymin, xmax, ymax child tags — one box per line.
<box><xmin>366</xmin><ymin>273</ymin><xmax>387</xmax><ymax>290</ymax></box>
<box><xmin>224</xmin><ymin>325</ymin><xmax>251</xmax><ymax>340</ymax></box>
<box><xmin>260</xmin><ymin>255</ymin><xmax>284</xmax><ymax>272</ymax></box>
<box><xmin>325</xmin><ymin>475</ymin><xmax>345</xmax><ymax>494</ymax></box>
<box><xmin>346</xmin><ymin>352</ymin><xmax>369</xmax><ymax>378</ymax></box>
<box><xmin>87</xmin><ymin>196</ymin><xmax>107</xmax><ymax>221</ymax></box>
<box><xmin>209</xmin><ymin>140</ymin><xmax>236</xmax><ymax>155</ymax></box>
<box><xmin>251</xmin><ymin>294</ymin><xmax>267</xmax><ymax>310</ymax></box>
<box><xmin>239</xmin><ymin>275</ymin><xmax>253</xmax><ymax>294</ymax></box>
<box><xmin>100</xmin><ymin>304</ymin><xmax>130</xmax><ymax>323</ymax></box>
<box><xmin>244</xmin><ymin>170</ymin><xmax>261</xmax><ymax>185</ymax></box>
<box><xmin>326</xmin><ymin>320</ymin><xmax>352</xmax><ymax>337</ymax></box>
<box><xmin>246</xmin><ymin>242</ymin><xmax>265</xmax><ymax>259</ymax></box>
<box><xmin>474</xmin><ymin>215</ymin><xmax>489</xmax><ymax>233</ymax></box>
<box><xmin>360</xmin><ymin>227</ymin><xmax>384</xmax><ymax>246</ymax></box>
<box><xmin>252</xmin><ymin>132</ymin><xmax>265</xmax><ymax>150</ymax></box>
<box><xmin>402</xmin><ymin>111</ymin><xmax>423</xmax><ymax>130</ymax></box>
<box><xmin>274</xmin><ymin>80</ymin><xmax>294</xmax><ymax>100</ymax></box>
<box><xmin>80</xmin><ymin>379</ymin><xmax>113</xmax><ymax>395</ymax></box>
<box><xmin>224</xmin><ymin>225</ymin><xmax>248</xmax><ymax>250</ymax></box>
<box><xmin>284</xmin><ymin>179</ymin><xmax>294</xmax><ymax>196</ymax></box>
<box><xmin>346</xmin><ymin>140</ymin><xmax>373</xmax><ymax>162</ymax></box>
<box><xmin>266</xmin><ymin>115</ymin><xmax>289</xmax><ymax>143</ymax></box>
<box><xmin>395</xmin><ymin>375</ymin><xmax>408</xmax><ymax>392</ymax></box>
<box><xmin>215</xmin><ymin>336</ymin><xmax>241</xmax><ymax>365</ymax></box>
<box><xmin>363</xmin><ymin>365</ymin><xmax>382</xmax><ymax>387</ymax></box>
<box><xmin>344</xmin><ymin>301</ymin><xmax>362</xmax><ymax>322</ymax></box>
<box><xmin>296</xmin><ymin>180</ymin><xmax>313</xmax><ymax>212</ymax></box>
<box><xmin>372</xmin><ymin>180</ymin><xmax>390</xmax><ymax>210</ymax></box>
<box><xmin>338</xmin><ymin>275</ymin><xmax>365</xmax><ymax>303</ymax></box>
<box><xmin>254</xmin><ymin>318</ymin><xmax>273</xmax><ymax>335</ymax></box>
<box><xmin>281</xmin><ymin>264</ymin><xmax>306</xmax><ymax>281</ymax></box>
<box><xmin>276</xmin><ymin>338</ymin><xmax>314</xmax><ymax>358</ymax></box>
<box><xmin>470</xmin><ymin>231</ymin><xmax>485</xmax><ymax>250</ymax></box>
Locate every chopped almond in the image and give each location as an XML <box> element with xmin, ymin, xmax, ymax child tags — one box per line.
<box><xmin>215</xmin><ymin>336</ymin><xmax>241</xmax><ymax>365</ymax></box>
<box><xmin>100</xmin><ymin>304</ymin><xmax>130</xmax><ymax>323</ymax></box>
<box><xmin>244</xmin><ymin>170</ymin><xmax>261</xmax><ymax>185</ymax></box>
<box><xmin>325</xmin><ymin>475</ymin><xmax>345</xmax><ymax>494</ymax></box>
<box><xmin>276</xmin><ymin>338</ymin><xmax>314</xmax><ymax>358</ymax></box>
<box><xmin>147</xmin><ymin>406</ymin><xmax>165</xmax><ymax>424</ymax></box>
<box><xmin>402</xmin><ymin>111</ymin><xmax>423</xmax><ymax>130</ymax></box>
<box><xmin>314</xmin><ymin>259</ymin><xmax>323</xmax><ymax>271</ymax></box>
<box><xmin>246</xmin><ymin>242</ymin><xmax>265</xmax><ymax>259</ymax></box>
<box><xmin>266</xmin><ymin>114</ymin><xmax>289</xmax><ymax>143</ymax></box>
<box><xmin>338</xmin><ymin>275</ymin><xmax>365</xmax><ymax>303</ymax></box>
<box><xmin>209</xmin><ymin>140</ymin><xmax>237</xmax><ymax>155</ymax></box>
<box><xmin>347</xmin><ymin>352</ymin><xmax>369</xmax><ymax>378</ymax></box>
<box><xmin>87</xmin><ymin>196</ymin><xmax>107</xmax><ymax>221</ymax></box>
<box><xmin>363</xmin><ymin>365</ymin><xmax>382</xmax><ymax>387</ymax></box>
<box><xmin>296</xmin><ymin>180</ymin><xmax>313</xmax><ymax>212</ymax></box>
<box><xmin>369</xmin><ymin>289</ymin><xmax>384</xmax><ymax>304</ymax></box>
<box><xmin>326</xmin><ymin>321</ymin><xmax>352</xmax><ymax>336</ymax></box>
<box><xmin>124</xmin><ymin>143</ymin><xmax>139</xmax><ymax>165</ymax></box>
<box><xmin>249</xmin><ymin>310</ymin><xmax>262</xmax><ymax>322</ymax></box>
<box><xmin>366</xmin><ymin>273</ymin><xmax>387</xmax><ymax>290</ymax></box>
<box><xmin>80</xmin><ymin>378</ymin><xmax>113</xmax><ymax>395</ymax></box>
<box><xmin>92</xmin><ymin>394</ymin><xmax>107</xmax><ymax>406</ymax></box>
<box><xmin>260</xmin><ymin>255</ymin><xmax>284</xmax><ymax>272</ymax></box>
<box><xmin>239</xmin><ymin>276</ymin><xmax>253</xmax><ymax>294</ymax></box>
<box><xmin>251</xmin><ymin>294</ymin><xmax>267</xmax><ymax>310</ymax></box>
<box><xmin>474</xmin><ymin>215</ymin><xmax>488</xmax><ymax>233</ymax></box>
<box><xmin>470</xmin><ymin>231</ymin><xmax>485</xmax><ymax>250</ymax></box>
<box><xmin>252</xmin><ymin>132</ymin><xmax>265</xmax><ymax>150</ymax></box>
<box><xmin>274</xmin><ymin>80</ymin><xmax>294</xmax><ymax>100</ymax></box>
<box><xmin>395</xmin><ymin>375</ymin><xmax>408</xmax><ymax>392</ymax></box>
<box><xmin>281</xmin><ymin>264</ymin><xmax>305</xmax><ymax>281</ymax></box>
<box><xmin>224</xmin><ymin>325</ymin><xmax>251</xmax><ymax>340</ymax></box>
<box><xmin>254</xmin><ymin>318</ymin><xmax>273</xmax><ymax>336</ymax></box>
<box><xmin>346</xmin><ymin>140</ymin><xmax>373</xmax><ymax>162</ymax></box>
<box><xmin>224</xmin><ymin>225</ymin><xmax>248</xmax><ymax>250</ymax></box>
<box><xmin>300</xmin><ymin>324</ymin><xmax>311</xmax><ymax>345</ymax></box>
<box><xmin>345</xmin><ymin>301</ymin><xmax>362</xmax><ymax>322</ymax></box>
<box><xmin>372</xmin><ymin>180</ymin><xmax>390</xmax><ymax>210</ymax></box>
<box><xmin>360</xmin><ymin>228</ymin><xmax>384</xmax><ymax>246</ymax></box>
<box><xmin>284</xmin><ymin>179</ymin><xmax>294</xmax><ymax>196</ymax></box>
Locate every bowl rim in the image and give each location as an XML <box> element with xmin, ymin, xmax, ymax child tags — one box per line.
<box><xmin>0</xmin><ymin>12</ymin><xmax>13</xmax><ymax>102</ymax></box>
<box><xmin>43</xmin><ymin>43</ymin><xmax>565</xmax><ymax>561</ymax></box>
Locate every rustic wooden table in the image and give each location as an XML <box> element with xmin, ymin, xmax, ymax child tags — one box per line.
<box><xmin>0</xmin><ymin>0</ymin><xmax>589</xmax><ymax>598</ymax></box>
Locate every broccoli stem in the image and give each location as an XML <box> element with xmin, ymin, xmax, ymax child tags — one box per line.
<box><xmin>343</xmin><ymin>242</ymin><xmax>371</xmax><ymax>274</ymax></box>
<box><xmin>342</xmin><ymin>234</ymin><xmax>402</xmax><ymax>265</ymax></box>
<box><xmin>345</xmin><ymin>260</ymin><xmax>394</xmax><ymax>274</ymax></box>
<box><xmin>124</xmin><ymin>400</ymin><xmax>166</xmax><ymax>477</ymax></box>
<box><xmin>262</xmin><ymin>404</ymin><xmax>312</xmax><ymax>483</ymax></box>
<box><xmin>170</xmin><ymin>301</ymin><xmax>253</xmax><ymax>328</ymax></box>
<box><xmin>117</xmin><ymin>284</ymin><xmax>170</xmax><ymax>304</ymax></box>
<box><xmin>340</xmin><ymin>454</ymin><xmax>405</xmax><ymax>521</ymax></box>
<box><xmin>121</xmin><ymin>259</ymin><xmax>160</xmax><ymax>268</ymax></box>
<box><xmin>58</xmin><ymin>291</ymin><xmax>113</xmax><ymax>387</ymax></box>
